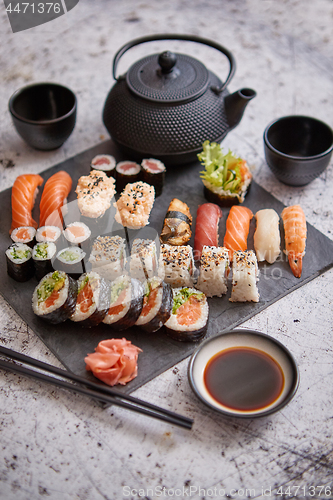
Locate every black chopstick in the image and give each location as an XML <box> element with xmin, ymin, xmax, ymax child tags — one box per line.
<box><xmin>0</xmin><ymin>346</ymin><xmax>193</xmax><ymax>429</ymax></box>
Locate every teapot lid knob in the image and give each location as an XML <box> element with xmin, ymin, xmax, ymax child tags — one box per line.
<box><xmin>158</xmin><ymin>51</ymin><xmax>177</xmax><ymax>73</ymax></box>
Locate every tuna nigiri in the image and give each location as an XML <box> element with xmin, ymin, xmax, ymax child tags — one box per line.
<box><xmin>194</xmin><ymin>203</ymin><xmax>222</xmax><ymax>260</ymax></box>
<box><xmin>281</xmin><ymin>205</ymin><xmax>307</xmax><ymax>278</ymax></box>
<box><xmin>10</xmin><ymin>174</ymin><xmax>44</xmax><ymax>234</ymax></box>
<box><xmin>39</xmin><ymin>170</ymin><xmax>72</xmax><ymax>228</ymax></box>
<box><xmin>223</xmin><ymin>205</ymin><xmax>253</xmax><ymax>260</ymax></box>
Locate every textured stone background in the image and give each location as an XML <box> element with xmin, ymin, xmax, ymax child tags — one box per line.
<box><xmin>0</xmin><ymin>1</ymin><xmax>333</xmax><ymax>499</ymax></box>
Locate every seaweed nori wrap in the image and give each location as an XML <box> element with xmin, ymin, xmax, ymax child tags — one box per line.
<box><xmin>70</xmin><ymin>272</ymin><xmax>110</xmax><ymax>327</ymax></box>
<box><xmin>135</xmin><ymin>277</ymin><xmax>173</xmax><ymax>333</ymax></box>
<box><xmin>103</xmin><ymin>275</ymin><xmax>144</xmax><ymax>330</ymax></box>
<box><xmin>141</xmin><ymin>158</ymin><xmax>166</xmax><ymax>197</ymax></box>
<box><xmin>32</xmin><ymin>271</ymin><xmax>77</xmax><ymax>324</ymax></box>
<box><xmin>6</xmin><ymin>243</ymin><xmax>34</xmax><ymax>282</ymax></box>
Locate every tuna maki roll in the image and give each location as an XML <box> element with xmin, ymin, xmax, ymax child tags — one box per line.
<box><xmin>6</xmin><ymin>243</ymin><xmax>34</xmax><ymax>282</ymax></box>
<box><xmin>54</xmin><ymin>246</ymin><xmax>86</xmax><ymax>279</ymax></box>
<box><xmin>32</xmin><ymin>242</ymin><xmax>57</xmax><ymax>281</ymax></box>
<box><xmin>71</xmin><ymin>272</ymin><xmax>110</xmax><ymax>327</ymax></box>
<box><xmin>141</xmin><ymin>158</ymin><xmax>165</xmax><ymax>197</ymax></box>
<box><xmin>115</xmin><ymin>161</ymin><xmax>141</xmax><ymax>192</ymax></box>
<box><xmin>135</xmin><ymin>277</ymin><xmax>173</xmax><ymax>333</ymax></box>
<box><xmin>164</xmin><ymin>287</ymin><xmax>209</xmax><ymax>342</ymax></box>
<box><xmin>91</xmin><ymin>154</ymin><xmax>116</xmax><ymax>179</ymax></box>
<box><xmin>32</xmin><ymin>271</ymin><xmax>77</xmax><ymax>324</ymax></box>
<box><xmin>11</xmin><ymin>226</ymin><xmax>36</xmax><ymax>248</ymax></box>
<box><xmin>103</xmin><ymin>275</ymin><xmax>144</xmax><ymax>330</ymax></box>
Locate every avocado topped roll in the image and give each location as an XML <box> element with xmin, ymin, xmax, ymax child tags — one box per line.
<box><xmin>103</xmin><ymin>275</ymin><xmax>144</xmax><ymax>330</ymax></box>
<box><xmin>32</xmin><ymin>271</ymin><xmax>77</xmax><ymax>324</ymax></box>
<box><xmin>71</xmin><ymin>272</ymin><xmax>110</xmax><ymax>327</ymax></box>
<box><xmin>164</xmin><ymin>287</ymin><xmax>209</xmax><ymax>342</ymax></box>
<box><xmin>135</xmin><ymin>277</ymin><xmax>173</xmax><ymax>333</ymax></box>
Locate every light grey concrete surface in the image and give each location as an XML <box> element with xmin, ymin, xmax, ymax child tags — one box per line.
<box><xmin>0</xmin><ymin>1</ymin><xmax>333</xmax><ymax>499</ymax></box>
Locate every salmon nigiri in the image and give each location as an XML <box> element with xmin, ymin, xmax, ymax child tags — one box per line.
<box><xmin>39</xmin><ymin>170</ymin><xmax>72</xmax><ymax>228</ymax></box>
<box><xmin>281</xmin><ymin>204</ymin><xmax>306</xmax><ymax>278</ymax></box>
<box><xmin>223</xmin><ymin>205</ymin><xmax>253</xmax><ymax>260</ymax></box>
<box><xmin>10</xmin><ymin>173</ymin><xmax>44</xmax><ymax>234</ymax></box>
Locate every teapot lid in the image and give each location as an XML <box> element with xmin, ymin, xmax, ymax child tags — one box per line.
<box><xmin>126</xmin><ymin>51</ymin><xmax>209</xmax><ymax>103</ymax></box>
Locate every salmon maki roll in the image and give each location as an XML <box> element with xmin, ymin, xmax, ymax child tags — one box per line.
<box><xmin>39</xmin><ymin>171</ymin><xmax>72</xmax><ymax>228</ymax></box>
<box><xmin>281</xmin><ymin>205</ymin><xmax>307</xmax><ymax>278</ymax></box>
<box><xmin>10</xmin><ymin>174</ymin><xmax>44</xmax><ymax>234</ymax></box>
<box><xmin>223</xmin><ymin>206</ymin><xmax>253</xmax><ymax>260</ymax></box>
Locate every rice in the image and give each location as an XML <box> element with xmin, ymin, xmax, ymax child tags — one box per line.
<box><xmin>230</xmin><ymin>250</ymin><xmax>259</xmax><ymax>302</ymax></box>
<box><xmin>196</xmin><ymin>246</ymin><xmax>230</xmax><ymax>297</ymax></box>
<box><xmin>130</xmin><ymin>238</ymin><xmax>158</xmax><ymax>281</ymax></box>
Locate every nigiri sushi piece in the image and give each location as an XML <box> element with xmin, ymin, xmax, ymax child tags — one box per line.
<box><xmin>254</xmin><ymin>209</ymin><xmax>281</xmax><ymax>264</ymax></box>
<box><xmin>223</xmin><ymin>206</ymin><xmax>253</xmax><ymax>260</ymax></box>
<box><xmin>10</xmin><ymin>174</ymin><xmax>44</xmax><ymax>234</ymax></box>
<box><xmin>39</xmin><ymin>170</ymin><xmax>72</xmax><ymax>228</ymax></box>
<box><xmin>194</xmin><ymin>203</ymin><xmax>222</xmax><ymax>260</ymax></box>
<box><xmin>160</xmin><ymin>198</ymin><xmax>192</xmax><ymax>246</ymax></box>
<box><xmin>114</xmin><ymin>181</ymin><xmax>155</xmax><ymax>229</ymax></box>
<box><xmin>281</xmin><ymin>205</ymin><xmax>307</xmax><ymax>278</ymax></box>
<box><xmin>76</xmin><ymin>170</ymin><xmax>116</xmax><ymax>219</ymax></box>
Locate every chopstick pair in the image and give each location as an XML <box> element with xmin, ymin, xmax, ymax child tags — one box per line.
<box><xmin>0</xmin><ymin>345</ymin><xmax>193</xmax><ymax>429</ymax></box>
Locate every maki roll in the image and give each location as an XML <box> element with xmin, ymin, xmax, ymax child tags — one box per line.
<box><xmin>158</xmin><ymin>244</ymin><xmax>194</xmax><ymax>288</ymax></box>
<box><xmin>11</xmin><ymin>226</ymin><xmax>36</xmax><ymax>248</ymax></box>
<box><xmin>230</xmin><ymin>250</ymin><xmax>259</xmax><ymax>302</ymax></box>
<box><xmin>115</xmin><ymin>161</ymin><xmax>141</xmax><ymax>192</ymax></box>
<box><xmin>103</xmin><ymin>275</ymin><xmax>144</xmax><ymax>330</ymax></box>
<box><xmin>198</xmin><ymin>141</ymin><xmax>252</xmax><ymax>206</ymax></box>
<box><xmin>141</xmin><ymin>158</ymin><xmax>165</xmax><ymax>197</ymax></box>
<box><xmin>63</xmin><ymin>221</ymin><xmax>91</xmax><ymax>254</ymax></box>
<box><xmin>71</xmin><ymin>272</ymin><xmax>110</xmax><ymax>327</ymax></box>
<box><xmin>160</xmin><ymin>198</ymin><xmax>192</xmax><ymax>245</ymax></box>
<box><xmin>135</xmin><ymin>277</ymin><xmax>173</xmax><ymax>333</ymax></box>
<box><xmin>130</xmin><ymin>238</ymin><xmax>158</xmax><ymax>281</ymax></box>
<box><xmin>32</xmin><ymin>271</ymin><xmax>77</xmax><ymax>324</ymax></box>
<box><xmin>91</xmin><ymin>154</ymin><xmax>116</xmax><ymax>179</ymax></box>
<box><xmin>89</xmin><ymin>235</ymin><xmax>127</xmax><ymax>281</ymax></box>
<box><xmin>54</xmin><ymin>246</ymin><xmax>86</xmax><ymax>279</ymax></box>
<box><xmin>196</xmin><ymin>246</ymin><xmax>230</xmax><ymax>297</ymax></box>
<box><xmin>32</xmin><ymin>242</ymin><xmax>57</xmax><ymax>281</ymax></box>
<box><xmin>36</xmin><ymin>225</ymin><xmax>62</xmax><ymax>244</ymax></box>
<box><xmin>164</xmin><ymin>287</ymin><xmax>209</xmax><ymax>342</ymax></box>
<box><xmin>6</xmin><ymin>243</ymin><xmax>34</xmax><ymax>282</ymax></box>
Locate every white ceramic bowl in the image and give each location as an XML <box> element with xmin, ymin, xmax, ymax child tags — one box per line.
<box><xmin>188</xmin><ymin>329</ymin><xmax>299</xmax><ymax>418</ymax></box>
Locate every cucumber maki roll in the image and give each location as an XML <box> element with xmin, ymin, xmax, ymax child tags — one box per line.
<box><xmin>103</xmin><ymin>275</ymin><xmax>144</xmax><ymax>330</ymax></box>
<box><xmin>32</xmin><ymin>271</ymin><xmax>77</xmax><ymax>324</ymax></box>
<box><xmin>71</xmin><ymin>272</ymin><xmax>110</xmax><ymax>327</ymax></box>
<box><xmin>135</xmin><ymin>277</ymin><xmax>173</xmax><ymax>333</ymax></box>
<box><xmin>6</xmin><ymin>243</ymin><xmax>34</xmax><ymax>282</ymax></box>
<box><xmin>164</xmin><ymin>287</ymin><xmax>209</xmax><ymax>342</ymax></box>
<box><xmin>32</xmin><ymin>242</ymin><xmax>57</xmax><ymax>281</ymax></box>
<box><xmin>54</xmin><ymin>246</ymin><xmax>86</xmax><ymax>279</ymax></box>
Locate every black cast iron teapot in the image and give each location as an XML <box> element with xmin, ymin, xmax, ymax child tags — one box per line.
<box><xmin>103</xmin><ymin>34</ymin><xmax>256</xmax><ymax>166</ymax></box>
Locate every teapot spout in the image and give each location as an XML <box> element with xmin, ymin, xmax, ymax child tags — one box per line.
<box><xmin>224</xmin><ymin>88</ymin><xmax>256</xmax><ymax>130</ymax></box>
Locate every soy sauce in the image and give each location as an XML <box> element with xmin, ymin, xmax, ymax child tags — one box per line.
<box><xmin>204</xmin><ymin>347</ymin><xmax>284</xmax><ymax>411</ymax></box>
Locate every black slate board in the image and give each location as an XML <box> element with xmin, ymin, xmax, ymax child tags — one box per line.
<box><xmin>1</xmin><ymin>139</ymin><xmax>333</xmax><ymax>394</ymax></box>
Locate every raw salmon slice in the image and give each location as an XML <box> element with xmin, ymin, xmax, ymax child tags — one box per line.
<box><xmin>223</xmin><ymin>205</ymin><xmax>253</xmax><ymax>260</ymax></box>
<box><xmin>10</xmin><ymin>173</ymin><xmax>44</xmax><ymax>234</ymax></box>
<box><xmin>39</xmin><ymin>170</ymin><xmax>72</xmax><ymax>228</ymax></box>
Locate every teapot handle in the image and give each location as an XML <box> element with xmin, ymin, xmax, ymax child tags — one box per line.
<box><xmin>112</xmin><ymin>33</ymin><xmax>236</xmax><ymax>92</ymax></box>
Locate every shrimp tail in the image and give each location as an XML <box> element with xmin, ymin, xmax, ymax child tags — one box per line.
<box><xmin>288</xmin><ymin>252</ymin><xmax>303</xmax><ymax>278</ymax></box>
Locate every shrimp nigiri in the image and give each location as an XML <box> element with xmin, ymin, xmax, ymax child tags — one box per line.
<box><xmin>223</xmin><ymin>205</ymin><xmax>253</xmax><ymax>260</ymax></box>
<box><xmin>10</xmin><ymin>174</ymin><xmax>44</xmax><ymax>234</ymax></box>
<box><xmin>281</xmin><ymin>205</ymin><xmax>306</xmax><ymax>278</ymax></box>
<box><xmin>39</xmin><ymin>170</ymin><xmax>72</xmax><ymax>228</ymax></box>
